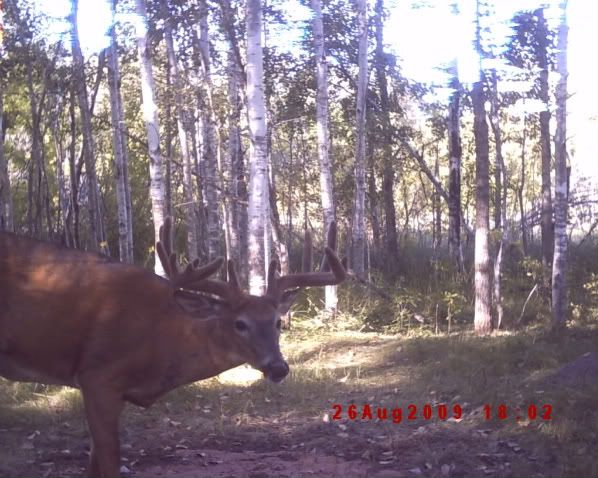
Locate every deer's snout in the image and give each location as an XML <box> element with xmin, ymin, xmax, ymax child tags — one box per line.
<box><xmin>262</xmin><ymin>359</ymin><xmax>289</xmax><ymax>383</ymax></box>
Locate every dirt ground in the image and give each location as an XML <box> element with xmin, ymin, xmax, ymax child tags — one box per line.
<box><xmin>1</xmin><ymin>330</ymin><xmax>597</xmax><ymax>477</ymax></box>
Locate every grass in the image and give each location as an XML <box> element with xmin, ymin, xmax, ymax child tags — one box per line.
<box><xmin>1</xmin><ymin>322</ymin><xmax>596</xmax><ymax>477</ymax></box>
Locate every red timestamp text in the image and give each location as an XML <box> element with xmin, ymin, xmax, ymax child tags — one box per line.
<box><xmin>331</xmin><ymin>403</ymin><xmax>464</xmax><ymax>424</ymax></box>
<box><xmin>330</xmin><ymin>403</ymin><xmax>554</xmax><ymax>424</ymax></box>
<box><xmin>484</xmin><ymin>404</ymin><xmax>552</xmax><ymax>421</ymax></box>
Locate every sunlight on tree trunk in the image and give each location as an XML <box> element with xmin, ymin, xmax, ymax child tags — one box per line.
<box><xmin>135</xmin><ymin>0</ymin><xmax>165</xmax><ymax>276</ymax></box>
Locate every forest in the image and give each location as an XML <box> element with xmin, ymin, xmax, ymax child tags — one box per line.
<box><xmin>0</xmin><ymin>0</ymin><xmax>597</xmax><ymax>477</ymax></box>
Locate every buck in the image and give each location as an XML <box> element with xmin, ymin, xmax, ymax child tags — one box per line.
<box><xmin>0</xmin><ymin>217</ymin><xmax>346</xmax><ymax>477</ymax></box>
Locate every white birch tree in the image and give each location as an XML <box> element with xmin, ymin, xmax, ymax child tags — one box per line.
<box><xmin>246</xmin><ymin>0</ymin><xmax>269</xmax><ymax>294</ymax></box>
<box><xmin>135</xmin><ymin>0</ymin><xmax>165</xmax><ymax>276</ymax></box>
<box><xmin>552</xmin><ymin>1</ymin><xmax>569</xmax><ymax>330</ymax></box>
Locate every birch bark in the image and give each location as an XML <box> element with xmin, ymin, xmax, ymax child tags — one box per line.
<box><xmin>135</xmin><ymin>0</ymin><xmax>165</xmax><ymax>276</ymax></box>
<box><xmin>552</xmin><ymin>1</ymin><xmax>569</xmax><ymax>330</ymax></box>
<box><xmin>246</xmin><ymin>0</ymin><xmax>269</xmax><ymax>294</ymax></box>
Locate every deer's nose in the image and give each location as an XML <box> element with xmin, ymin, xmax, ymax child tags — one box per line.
<box><xmin>263</xmin><ymin>360</ymin><xmax>289</xmax><ymax>383</ymax></box>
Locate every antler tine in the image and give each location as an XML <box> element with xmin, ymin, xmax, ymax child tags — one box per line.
<box><xmin>157</xmin><ymin>217</ymin><xmax>175</xmax><ymax>278</ymax></box>
<box><xmin>267</xmin><ymin>222</ymin><xmax>346</xmax><ymax>301</ymax></box>
<box><xmin>161</xmin><ymin>216</ymin><xmax>173</xmax><ymax>255</ymax></box>
<box><xmin>177</xmin><ymin>258</ymin><xmax>243</xmax><ymax>303</ymax></box>
<box><xmin>319</xmin><ymin>221</ymin><xmax>337</xmax><ymax>272</ymax></box>
<box><xmin>156</xmin><ymin>216</ymin><xmax>226</xmax><ymax>290</ymax></box>
<box><xmin>266</xmin><ymin>259</ymin><xmax>281</xmax><ymax>297</ymax></box>
<box><xmin>227</xmin><ymin>259</ymin><xmax>241</xmax><ymax>291</ymax></box>
<box><xmin>275</xmin><ymin>248</ymin><xmax>346</xmax><ymax>293</ymax></box>
<box><xmin>302</xmin><ymin>229</ymin><xmax>312</xmax><ymax>273</ymax></box>
<box><xmin>156</xmin><ymin>241</ymin><xmax>172</xmax><ymax>278</ymax></box>
<box><xmin>173</xmin><ymin>257</ymin><xmax>225</xmax><ymax>288</ymax></box>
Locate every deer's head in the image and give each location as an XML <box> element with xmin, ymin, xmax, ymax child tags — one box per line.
<box><xmin>156</xmin><ymin>218</ymin><xmax>346</xmax><ymax>383</ymax></box>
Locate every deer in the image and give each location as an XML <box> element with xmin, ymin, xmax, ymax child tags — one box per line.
<box><xmin>0</xmin><ymin>217</ymin><xmax>346</xmax><ymax>477</ymax></box>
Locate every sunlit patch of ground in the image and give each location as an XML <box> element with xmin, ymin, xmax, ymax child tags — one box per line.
<box><xmin>1</xmin><ymin>325</ymin><xmax>597</xmax><ymax>477</ymax></box>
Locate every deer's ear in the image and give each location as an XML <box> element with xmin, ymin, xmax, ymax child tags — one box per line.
<box><xmin>174</xmin><ymin>290</ymin><xmax>230</xmax><ymax>317</ymax></box>
<box><xmin>276</xmin><ymin>288</ymin><xmax>301</xmax><ymax>316</ymax></box>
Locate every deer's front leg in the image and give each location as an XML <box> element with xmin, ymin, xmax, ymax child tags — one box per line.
<box><xmin>81</xmin><ymin>386</ymin><xmax>124</xmax><ymax>478</ymax></box>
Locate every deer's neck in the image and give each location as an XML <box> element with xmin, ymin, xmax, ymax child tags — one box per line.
<box><xmin>166</xmin><ymin>315</ymin><xmax>245</xmax><ymax>389</ymax></box>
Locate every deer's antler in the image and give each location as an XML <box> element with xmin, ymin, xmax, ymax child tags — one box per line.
<box><xmin>266</xmin><ymin>221</ymin><xmax>347</xmax><ymax>302</ymax></box>
<box><xmin>156</xmin><ymin>217</ymin><xmax>243</xmax><ymax>302</ymax></box>
<box><xmin>156</xmin><ymin>217</ymin><xmax>224</xmax><ymax>289</ymax></box>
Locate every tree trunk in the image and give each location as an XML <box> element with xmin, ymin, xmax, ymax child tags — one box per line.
<box><xmin>192</xmin><ymin>104</ymin><xmax>208</xmax><ymax>259</ymax></box>
<box><xmin>312</xmin><ymin>0</ymin><xmax>338</xmax><ymax>313</ymax></box>
<box><xmin>433</xmin><ymin>142</ymin><xmax>441</xmax><ymax>250</ymax></box>
<box><xmin>51</xmin><ymin>99</ymin><xmax>71</xmax><ymax>245</ymax></box>
<box><xmin>518</xmin><ymin>114</ymin><xmax>528</xmax><ymax>255</ymax></box>
<box><xmin>448</xmin><ymin>62</ymin><xmax>463</xmax><ymax>271</ymax></box>
<box><xmin>164</xmin><ymin>63</ymin><xmax>173</xmax><ymax>221</ymax></box>
<box><xmin>0</xmin><ymin>85</ymin><xmax>14</xmax><ymax>231</ymax></box>
<box><xmin>367</xmin><ymin>155</ymin><xmax>381</xmax><ymax>255</ymax></box>
<box><xmin>472</xmin><ymin>79</ymin><xmax>493</xmax><ymax>335</ymax></box>
<box><xmin>25</xmin><ymin>59</ymin><xmax>43</xmax><ymax>237</ymax></box>
<box><xmin>163</xmin><ymin>2</ymin><xmax>198</xmax><ymax>258</ymax></box>
<box><xmin>68</xmin><ymin>84</ymin><xmax>80</xmax><ymax>247</ymax></box>
<box><xmin>351</xmin><ymin>0</ymin><xmax>368</xmax><ymax>278</ymax></box>
<box><xmin>107</xmin><ymin>2</ymin><xmax>134</xmax><ymax>263</ymax></box>
<box><xmin>246</xmin><ymin>0</ymin><xmax>269</xmax><ymax>295</ymax></box>
<box><xmin>135</xmin><ymin>0</ymin><xmax>165</xmax><ymax>275</ymax></box>
<box><xmin>374</xmin><ymin>0</ymin><xmax>399</xmax><ymax>274</ymax></box>
<box><xmin>536</xmin><ymin>7</ymin><xmax>553</xmax><ymax>289</ymax></box>
<box><xmin>489</xmin><ymin>70</ymin><xmax>507</xmax><ymax>330</ymax></box>
<box><xmin>197</xmin><ymin>0</ymin><xmax>221</xmax><ymax>259</ymax></box>
<box><xmin>226</xmin><ymin>50</ymin><xmax>241</xmax><ymax>268</ymax></box>
<box><xmin>552</xmin><ymin>2</ymin><xmax>569</xmax><ymax>330</ymax></box>
<box><xmin>71</xmin><ymin>0</ymin><xmax>106</xmax><ymax>253</ymax></box>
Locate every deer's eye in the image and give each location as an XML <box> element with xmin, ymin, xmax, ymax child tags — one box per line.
<box><xmin>234</xmin><ymin>320</ymin><xmax>249</xmax><ymax>332</ymax></box>
<box><xmin>276</xmin><ymin>318</ymin><xmax>282</xmax><ymax>330</ymax></box>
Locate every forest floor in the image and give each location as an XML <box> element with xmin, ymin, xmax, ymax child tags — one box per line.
<box><xmin>0</xmin><ymin>324</ymin><xmax>597</xmax><ymax>478</ymax></box>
